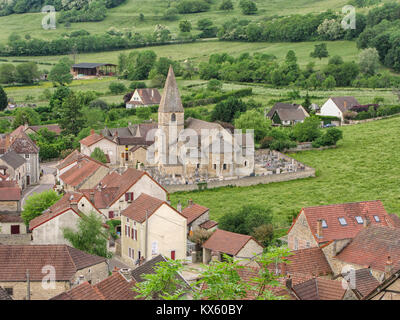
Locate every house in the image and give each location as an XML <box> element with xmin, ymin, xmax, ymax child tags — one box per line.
<box><xmin>287</xmin><ymin>200</ymin><xmax>395</xmax><ymax>252</ymax></box>
<box><xmin>80</xmin><ymin>130</ymin><xmax>118</xmax><ymax>165</ymax></box>
<box><xmin>201</xmin><ymin>229</ymin><xmax>263</xmax><ymax>264</ymax></box>
<box><xmin>29</xmin><ymin>191</ymin><xmax>106</xmax><ymax>245</ymax></box>
<box><xmin>331</xmin><ymin>225</ymin><xmax>400</xmax><ymax>280</ymax></box>
<box><xmin>0</xmin><ymin>214</ymin><xmax>25</xmax><ymax>235</ymax></box>
<box><xmin>24</xmin><ymin>124</ymin><xmax>62</xmax><ymax>136</ymax></box>
<box><xmin>71</xmin><ymin>63</ymin><xmax>117</xmax><ymax>78</ymax></box>
<box><xmin>339</xmin><ymin>267</ymin><xmax>380</xmax><ymax>300</ymax></box>
<box><xmin>0</xmin><ymin>151</ymin><xmax>27</xmax><ymax>189</ymax></box>
<box><xmin>179</xmin><ymin>200</ymin><xmax>218</xmax><ymax>235</ymax></box>
<box><xmin>51</xmin><ymin>270</ymin><xmax>139</xmax><ymax>300</ymax></box>
<box><xmin>121</xmin><ymin>193</ymin><xmax>187</xmax><ymax>266</ymax></box>
<box><xmin>126</xmin><ymin>88</ymin><xmax>161</xmax><ymax>109</ymax></box>
<box><xmin>320</xmin><ymin>96</ymin><xmax>360</xmax><ymax>122</ymax></box>
<box><xmin>58</xmin><ymin>155</ymin><xmax>109</xmax><ymax>192</ymax></box>
<box><xmin>0</xmin><ymin>244</ymin><xmax>108</xmax><ymax>300</ymax></box>
<box><xmin>0</xmin><ymin>180</ymin><xmax>21</xmax><ymax>213</ymax></box>
<box><xmin>266</xmin><ymin>103</ymin><xmax>309</xmax><ymax>126</ymax></box>
<box><xmin>0</xmin><ymin>125</ymin><xmax>40</xmax><ymax>185</ymax></box>
<box><xmin>363</xmin><ymin>263</ymin><xmax>400</xmax><ymax>300</ymax></box>
<box><xmin>288</xmin><ymin>277</ymin><xmax>347</xmax><ymax>300</ymax></box>
<box><xmin>80</xmin><ymin>168</ymin><xmax>168</xmax><ymax>219</ymax></box>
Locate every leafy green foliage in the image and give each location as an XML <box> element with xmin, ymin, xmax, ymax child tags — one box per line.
<box><xmin>310</xmin><ymin>43</ymin><xmax>329</xmax><ymax>60</ymax></box>
<box><xmin>211</xmin><ymin>96</ymin><xmax>246</xmax><ymax>123</ymax></box>
<box><xmin>0</xmin><ymin>85</ymin><xmax>7</xmax><ymax>111</ymax></box>
<box><xmin>58</xmin><ymin>92</ymin><xmax>85</xmax><ymax>135</ymax></box>
<box><xmin>90</xmin><ymin>147</ymin><xmax>108</xmax><ymax>163</ymax></box>
<box><xmin>21</xmin><ymin>190</ymin><xmax>61</xmax><ymax>226</ymax></box>
<box><xmin>291</xmin><ymin>116</ymin><xmax>322</xmax><ymax>142</ymax></box>
<box><xmin>48</xmin><ymin>58</ymin><xmax>73</xmax><ymax>86</ymax></box>
<box><xmin>234</xmin><ymin>109</ymin><xmax>271</xmax><ymax>143</ymax></box>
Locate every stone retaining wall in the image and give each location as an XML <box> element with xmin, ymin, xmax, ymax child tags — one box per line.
<box><xmin>0</xmin><ymin>234</ymin><xmax>31</xmax><ymax>245</ymax></box>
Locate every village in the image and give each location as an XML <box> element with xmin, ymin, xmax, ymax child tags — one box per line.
<box><xmin>0</xmin><ymin>64</ymin><xmax>399</xmax><ymax>301</ymax></box>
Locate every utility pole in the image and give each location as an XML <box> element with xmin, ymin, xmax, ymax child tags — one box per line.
<box><xmin>26</xmin><ymin>269</ymin><xmax>30</xmax><ymax>300</ymax></box>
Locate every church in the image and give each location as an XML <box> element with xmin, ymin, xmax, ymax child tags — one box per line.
<box><xmin>80</xmin><ymin>66</ymin><xmax>255</xmax><ymax>184</ymax></box>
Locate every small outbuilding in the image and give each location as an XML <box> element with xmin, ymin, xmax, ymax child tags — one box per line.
<box><xmin>71</xmin><ymin>63</ymin><xmax>117</xmax><ymax>78</ymax></box>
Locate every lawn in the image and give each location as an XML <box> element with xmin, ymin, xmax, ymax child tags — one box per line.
<box><xmin>170</xmin><ymin>116</ymin><xmax>400</xmax><ymax>229</ymax></box>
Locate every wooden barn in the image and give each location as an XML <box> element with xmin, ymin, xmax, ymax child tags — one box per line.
<box><xmin>71</xmin><ymin>63</ymin><xmax>117</xmax><ymax>78</ymax></box>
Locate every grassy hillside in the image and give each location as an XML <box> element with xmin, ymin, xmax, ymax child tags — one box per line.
<box><xmin>0</xmin><ymin>0</ymin><xmax>351</xmax><ymax>43</ymax></box>
<box><xmin>170</xmin><ymin>116</ymin><xmax>400</xmax><ymax>228</ymax></box>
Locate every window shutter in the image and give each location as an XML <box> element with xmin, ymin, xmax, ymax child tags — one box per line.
<box><xmin>130</xmin><ymin>192</ymin><xmax>134</xmax><ymax>201</ymax></box>
<box><xmin>134</xmin><ymin>229</ymin><xmax>137</xmax><ymax>240</ymax></box>
<box><xmin>128</xmin><ymin>227</ymin><xmax>130</xmax><ymax>238</ymax></box>
<box><xmin>125</xmin><ymin>193</ymin><xmax>129</xmax><ymax>201</ymax></box>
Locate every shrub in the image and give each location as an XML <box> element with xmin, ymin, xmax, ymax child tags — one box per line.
<box><xmin>109</xmin><ymin>82</ymin><xmax>127</xmax><ymax>94</ymax></box>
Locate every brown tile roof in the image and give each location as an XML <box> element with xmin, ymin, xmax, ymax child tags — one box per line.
<box><xmin>270</xmin><ymin>247</ymin><xmax>333</xmax><ymax>277</ymax></box>
<box><xmin>51</xmin><ymin>281</ymin><xmax>103</xmax><ymax>300</ymax></box>
<box><xmin>290</xmin><ymin>200</ymin><xmax>393</xmax><ymax>244</ymax></box>
<box><xmin>292</xmin><ymin>277</ymin><xmax>346</xmax><ymax>300</ymax></box>
<box><xmin>0</xmin><ymin>180</ymin><xmax>21</xmax><ymax>201</ymax></box>
<box><xmin>389</xmin><ymin>214</ymin><xmax>400</xmax><ymax>228</ymax></box>
<box><xmin>202</xmin><ymin>229</ymin><xmax>261</xmax><ymax>256</ymax></box>
<box><xmin>8</xmin><ymin>126</ymin><xmax>39</xmax><ymax>154</ymax></box>
<box><xmin>94</xmin><ymin>272</ymin><xmax>139</xmax><ymax>300</ymax></box>
<box><xmin>158</xmin><ymin>66</ymin><xmax>184</xmax><ymax>113</ymax></box>
<box><xmin>28</xmin><ymin>124</ymin><xmax>62</xmax><ymax>135</ymax></box>
<box><xmin>267</xmin><ymin>103</ymin><xmax>309</xmax><ymax>122</ymax></box>
<box><xmin>200</xmin><ymin>220</ymin><xmax>218</xmax><ymax>230</ymax></box>
<box><xmin>0</xmin><ymin>286</ymin><xmax>12</xmax><ymax>300</ymax></box>
<box><xmin>181</xmin><ymin>203</ymin><xmax>209</xmax><ymax>224</ymax></box>
<box><xmin>129</xmin><ymin>88</ymin><xmax>161</xmax><ymax>106</ymax></box>
<box><xmin>29</xmin><ymin>191</ymin><xmax>83</xmax><ymax>230</ymax></box>
<box><xmin>0</xmin><ymin>213</ymin><xmax>23</xmax><ymax>223</ymax></box>
<box><xmin>342</xmin><ymin>268</ymin><xmax>380</xmax><ymax>298</ymax></box>
<box><xmin>121</xmin><ymin>193</ymin><xmax>165</xmax><ymax>223</ymax></box>
<box><xmin>0</xmin><ymin>245</ymin><xmax>106</xmax><ymax>281</ymax></box>
<box><xmin>330</xmin><ymin>96</ymin><xmax>360</xmax><ymax>113</ymax></box>
<box><xmin>80</xmin><ymin>132</ymin><xmax>115</xmax><ymax>147</ymax></box>
<box><xmin>335</xmin><ymin>225</ymin><xmax>400</xmax><ymax>272</ymax></box>
<box><xmin>59</xmin><ymin>157</ymin><xmax>107</xmax><ymax>188</ymax></box>
<box><xmin>56</xmin><ymin>150</ymin><xmax>81</xmax><ymax>170</ymax></box>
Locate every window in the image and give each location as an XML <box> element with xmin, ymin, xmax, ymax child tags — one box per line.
<box><xmin>27</xmin><ymin>163</ymin><xmax>30</xmax><ymax>172</ymax></box>
<box><xmin>374</xmin><ymin>215</ymin><xmax>380</xmax><ymax>222</ymax></box>
<box><xmin>128</xmin><ymin>227</ymin><xmax>130</xmax><ymax>238</ymax></box>
<box><xmin>25</xmin><ymin>154</ymin><xmax>29</xmax><ymax>159</ymax></box>
<box><xmin>294</xmin><ymin>238</ymin><xmax>298</xmax><ymax>250</ymax></box>
<box><xmin>108</xmin><ymin>211</ymin><xmax>114</xmax><ymax>219</ymax></box>
<box><xmin>171</xmin><ymin>113</ymin><xmax>176</xmax><ymax>122</ymax></box>
<box><xmin>338</xmin><ymin>217</ymin><xmax>347</xmax><ymax>226</ymax></box>
<box><xmin>196</xmin><ymin>163</ymin><xmax>200</xmax><ymax>169</ymax></box>
<box><xmin>213</xmin><ymin>164</ymin><xmax>216</xmax><ymax>170</ymax></box>
<box><xmin>321</xmin><ymin>220</ymin><xmax>328</xmax><ymax>228</ymax></box>
<box><xmin>152</xmin><ymin>241</ymin><xmax>158</xmax><ymax>255</ymax></box>
<box><xmin>129</xmin><ymin>248</ymin><xmax>132</xmax><ymax>258</ymax></box>
<box><xmin>223</xmin><ymin>164</ymin><xmax>227</xmax><ymax>170</ymax></box>
<box><xmin>355</xmin><ymin>216</ymin><xmax>364</xmax><ymax>224</ymax></box>
<box><xmin>125</xmin><ymin>192</ymin><xmax>134</xmax><ymax>201</ymax></box>
<box><xmin>5</xmin><ymin>287</ymin><xmax>13</xmax><ymax>296</ymax></box>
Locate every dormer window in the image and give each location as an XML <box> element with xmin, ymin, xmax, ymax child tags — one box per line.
<box><xmin>355</xmin><ymin>216</ymin><xmax>364</xmax><ymax>224</ymax></box>
<box><xmin>171</xmin><ymin>113</ymin><xmax>176</xmax><ymax>122</ymax></box>
<box><xmin>374</xmin><ymin>215</ymin><xmax>380</xmax><ymax>222</ymax></box>
<box><xmin>338</xmin><ymin>217</ymin><xmax>347</xmax><ymax>226</ymax></box>
<box><xmin>321</xmin><ymin>220</ymin><xmax>328</xmax><ymax>228</ymax></box>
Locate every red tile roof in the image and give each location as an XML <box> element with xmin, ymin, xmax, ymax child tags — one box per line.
<box><xmin>292</xmin><ymin>277</ymin><xmax>346</xmax><ymax>300</ymax></box>
<box><xmin>56</xmin><ymin>150</ymin><xmax>81</xmax><ymax>170</ymax></box>
<box><xmin>200</xmin><ymin>220</ymin><xmax>218</xmax><ymax>230</ymax></box>
<box><xmin>389</xmin><ymin>214</ymin><xmax>400</xmax><ymax>228</ymax></box>
<box><xmin>0</xmin><ymin>214</ymin><xmax>23</xmax><ymax>223</ymax></box>
<box><xmin>0</xmin><ymin>245</ymin><xmax>106</xmax><ymax>281</ymax></box>
<box><xmin>28</xmin><ymin>124</ymin><xmax>62</xmax><ymax>135</ymax></box>
<box><xmin>121</xmin><ymin>193</ymin><xmax>165</xmax><ymax>223</ymax></box>
<box><xmin>181</xmin><ymin>203</ymin><xmax>209</xmax><ymax>224</ymax></box>
<box><xmin>342</xmin><ymin>268</ymin><xmax>380</xmax><ymax>298</ymax></box>
<box><xmin>335</xmin><ymin>225</ymin><xmax>400</xmax><ymax>272</ymax></box>
<box><xmin>290</xmin><ymin>200</ymin><xmax>393</xmax><ymax>243</ymax></box>
<box><xmin>51</xmin><ymin>272</ymin><xmax>140</xmax><ymax>300</ymax></box>
<box><xmin>0</xmin><ymin>180</ymin><xmax>21</xmax><ymax>201</ymax></box>
<box><xmin>80</xmin><ymin>132</ymin><xmax>116</xmax><ymax>147</ymax></box>
<box><xmin>202</xmin><ymin>229</ymin><xmax>262</xmax><ymax>256</ymax></box>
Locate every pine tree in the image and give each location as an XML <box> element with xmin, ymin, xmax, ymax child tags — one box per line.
<box><xmin>0</xmin><ymin>85</ymin><xmax>8</xmax><ymax>111</ymax></box>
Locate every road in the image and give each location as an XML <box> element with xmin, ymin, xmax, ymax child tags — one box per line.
<box><xmin>21</xmin><ymin>162</ymin><xmax>57</xmax><ymax>209</ymax></box>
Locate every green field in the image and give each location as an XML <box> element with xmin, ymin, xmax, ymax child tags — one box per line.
<box><xmin>170</xmin><ymin>116</ymin><xmax>400</xmax><ymax>229</ymax></box>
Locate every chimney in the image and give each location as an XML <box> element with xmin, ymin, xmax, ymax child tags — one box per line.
<box><xmin>285</xmin><ymin>275</ymin><xmax>293</xmax><ymax>291</ymax></box>
<box><xmin>89</xmin><ymin>191</ymin><xmax>95</xmax><ymax>204</ymax></box>
<box><xmin>385</xmin><ymin>256</ymin><xmax>393</xmax><ymax>279</ymax></box>
<box><xmin>90</xmin><ymin>129</ymin><xmax>95</xmax><ymax>135</ymax></box>
<box><xmin>363</xmin><ymin>215</ymin><xmax>369</xmax><ymax>228</ymax></box>
<box><xmin>188</xmin><ymin>199</ymin><xmax>193</xmax><ymax>207</ymax></box>
<box><xmin>177</xmin><ymin>200</ymin><xmax>182</xmax><ymax>213</ymax></box>
<box><xmin>317</xmin><ymin>219</ymin><xmax>323</xmax><ymax>238</ymax></box>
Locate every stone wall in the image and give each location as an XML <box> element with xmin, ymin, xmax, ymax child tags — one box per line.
<box><xmin>165</xmin><ymin>167</ymin><xmax>315</xmax><ymax>193</ymax></box>
<box><xmin>0</xmin><ymin>234</ymin><xmax>31</xmax><ymax>245</ymax></box>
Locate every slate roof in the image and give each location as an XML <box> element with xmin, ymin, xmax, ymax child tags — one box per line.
<box><xmin>291</xmin><ymin>277</ymin><xmax>346</xmax><ymax>300</ymax></box>
<box><xmin>121</xmin><ymin>193</ymin><xmax>165</xmax><ymax>223</ymax></box>
<box><xmin>202</xmin><ymin>229</ymin><xmax>262</xmax><ymax>256</ymax></box>
<box><xmin>0</xmin><ymin>150</ymin><xmax>26</xmax><ymax>169</ymax></box>
<box><xmin>181</xmin><ymin>203</ymin><xmax>209</xmax><ymax>224</ymax></box>
<box><xmin>330</xmin><ymin>96</ymin><xmax>360</xmax><ymax>113</ymax></box>
<box><xmin>129</xmin><ymin>88</ymin><xmax>161</xmax><ymax>106</ymax></box>
<box><xmin>158</xmin><ymin>66</ymin><xmax>184</xmax><ymax>113</ymax></box>
<box><xmin>101</xmin><ymin>123</ymin><xmax>157</xmax><ymax>146</ymax></box>
<box><xmin>0</xmin><ymin>286</ymin><xmax>12</xmax><ymax>300</ymax></box>
<box><xmin>335</xmin><ymin>225</ymin><xmax>400</xmax><ymax>272</ymax></box>
<box><xmin>290</xmin><ymin>200</ymin><xmax>394</xmax><ymax>244</ymax></box>
<box><xmin>267</xmin><ymin>103</ymin><xmax>309</xmax><ymax>122</ymax></box>
<box><xmin>0</xmin><ymin>245</ymin><xmax>106</xmax><ymax>281</ymax></box>
<box><xmin>51</xmin><ymin>272</ymin><xmax>139</xmax><ymax>300</ymax></box>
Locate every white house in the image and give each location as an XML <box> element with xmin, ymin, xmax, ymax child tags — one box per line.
<box><xmin>126</xmin><ymin>88</ymin><xmax>161</xmax><ymax>109</ymax></box>
<box><xmin>320</xmin><ymin>97</ymin><xmax>360</xmax><ymax>123</ymax></box>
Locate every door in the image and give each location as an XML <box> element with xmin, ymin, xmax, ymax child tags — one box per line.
<box><xmin>11</xmin><ymin>225</ymin><xmax>20</xmax><ymax>234</ymax></box>
<box><xmin>26</xmin><ymin>175</ymin><xmax>30</xmax><ymax>186</ymax></box>
<box><xmin>171</xmin><ymin>250</ymin><xmax>176</xmax><ymax>260</ymax></box>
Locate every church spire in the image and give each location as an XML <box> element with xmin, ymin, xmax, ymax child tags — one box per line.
<box><xmin>158</xmin><ymin>65</ymin><xmax>184</xmax><ymax>113</ymax></box>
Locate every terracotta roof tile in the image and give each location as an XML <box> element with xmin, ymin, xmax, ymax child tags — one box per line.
<box><xmin>51</xmin><ymin>282</ymin><xmax>104</xmax><ymax>300</ymax></box>
<box><xmin>0</xmin><ymin>181</ymin><xmax>21</xmax><ymax>201</ymax></box>
<box><xmin>80</xmin><ymin>133</ymin><xmax>115</xmax><ymax>147</ymax></box>
<box><xmin>202</xmin><ymin>229</ymin><xmax>260</xmax><ymax>256</ymax></box>
<box><xmin>0</xmin><ymin>213</ymin><xmax>23</xmax><ymax>223</ymax></box>
<box><xmin>59</xmin><ymin>157</ymin><xmax>107</xmax><ymax>187</ymax></box>
<box><xmin>342</xmin><ymin>268</ymin><xmax>379</xmax><ymax>298</ymax></box>
<box><xmin>389</xmin><ymin>214</ymin><xmax>400</xmax><ymax>228</ymax></box>
<box><xmin>94</xmin><ymin>272</ymin><xmax>139</xmax><ymax>300</ymax></box>
<box><xmin>200</xmin><ymin>220</ymin><xmax>218</xmax><ymax>230</ymax></box>
<box><xmin>0</xmin><ymin>245</ymin><xmax>106</xmax><ymax>281</ymax></box>
<box><xmin>335</xmin><ymin>225</ymin><xmax>400</xmax><ymax>272</ymax></box>
<box><xmin>181</xmin><ymin>203</ymin><xmax>209</xmax><ymax>224</ymax></box>
<box><xmin>292</xmin><ymin>277</ymin><xmax>346</xmax><ymax>300</ymax></box>
<box><xmin>121</xmin><ymin>193</ymin><xmax>165</xmax><ymax>223</ymax></box>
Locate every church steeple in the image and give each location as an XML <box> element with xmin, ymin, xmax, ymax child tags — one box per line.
<box><xmin>158</xmin><ymin>65</ymin><xmax>184</xmax><ymax>113</ymax></box>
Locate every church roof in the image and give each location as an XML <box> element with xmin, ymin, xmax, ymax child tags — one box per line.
<box><xmin>158</xmin><ymin>66</ymin><xmax>184</xmax><ymax>113</ymax></box>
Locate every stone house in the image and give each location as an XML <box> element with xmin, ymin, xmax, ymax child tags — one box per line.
<box><xmin>80</xmin><ymin>168</ymin><xmax>167</xmax><ymax>219</ymax></box>
<box><xmin>126</xmin><ymin>88</ymin><xmax>161</xmax><ymax>109</ymax></box>
<box><xmin>363</xmin><ymin>264</ymin><xmax>400</xmax><ymax>300</ymax></box>
<box><xmin>0</xmin><ymin>151</ymin><xmax>27</xmax><ymax>189</ymax></box>
<box><xmin>320</xmin><ymin>96</ymin><xmax>360</xmax><ymax>123</ymax></box>
<box><xmin>121</xmin><ymin>193</ymin><xmax>187</xmax><ymax>266</ymax></box>
<box><xmin>58</xmin><ymin>156</ymin><xmax>109</xmax><ymax>192</ymax></box>
<box><xmin>80</xmin><ymin>130</ymin><xmax>118</xmax><ymax>165</ymax></box>
<box><xmin>0</xmin><ymin>214</ymin><xmax>26</xmax><ymax>235</ymax></box>
<box><xmin>179</xmin><ymin>200</ymin><xmax>218</xmax><ymax>235</ymax></box>
<box><xmin>0</xmin><ymin>244</ymin><xmax>108</xmax><ymax>300</ymax></box>
<box><xmin>266</xmin><ymin>103</ymin><xmax>309</xmax><ymax>126</ymax></box>
<box><xmin>0</xmin><ymin>180</ymin><xmax>21</xmax><ymax>213</ymax></box>
<box><xmin>201</xmin><ymin>229</ymin><xmax>263</xmax><ymax>264</ymax></box>
<box><xmin>29</xmin><ymin>191</ymin><xmax>106</xmax><ymax>245</ymax></box>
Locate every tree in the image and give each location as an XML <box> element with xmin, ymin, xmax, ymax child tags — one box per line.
<box><xmin>21</xmin><ymin>190</ymin><xmax>61</xmax><ymax>226</ymax></box>
<box><xmin>0</xmin><ymin>63</ymin><xmax>16</xmax><ymax>84</ymax></box>
<box><xmin>63</xmin><ymin>212</ymin><xmax>111</xmax><ymax>258</ymax></box>
<box><xmin>359</xmin><ymin>47</ymin><xmax>380</xmax><ymax>75</ymax></box>
<box><xmin>211</xmin><ymin>97</ymin><xmax>247</xmax><ymax>123</ymax></box>
<box><xmin>313</xmin><ymin>127</ymin><xmax>343</xmax><ymax>147</ymax></box>
<box><xmin>90</xmin><ymin>147</ymin><xmax>107</xmax><ymax>163</ymax></box>
<box><xmin>58</xmin><ymin>92</ymin><xmax>85</xmax><ymax>135</ymax></box>
<box><xmin>48</xmin><ymin>58</ymin><xmax>73</xmax><ymax>86</ymax></box>
<box><xmin>15</xmin><ymin>62</ymin><xmax>40</xmax><ymax>84</ymax></box>
<box><xmin>239</xmin><ymin>0</ymin><xmax>257</xmax><ymax>15</ymax></box>
<box><xmin>179</xmin><ymin>20</ymin><xmax>192</xmax><ymax>33</ymax></box>
<box><xmin>13</xmin><ymin>107</ymin><xmax>40</xmax><ymax>128</ymax></box>
<box><xmin>109</xmin><ymin>82</ymin><xmax>127</xmax><ymax>94</ymax></box>
<box><xmin>322</xmin><ymin>75</ymin><xmax>336</xmax><ymax>89</ymax></box>
<box><xmin>310</xmin><ymin>43</ymin><xmax>329</xmax><ymax>60</ymax></box>
<box><xmin>234</xmin><ymin>109</ymin><xmax>272</xmax><ymax>143</ymax></box>
<box><xmin>317</xmin><ymin>19</ymin><xmax>344</xmax><ymax>40</ymax></box>
<box><xmin>207</xmin><ymin>79</ymin><xmax>222</xmax><ymax>91</ymax></box>
<box><xmin>291</xmin><ymin>116</ymin><xmax>322</xmax><ymax>142</ymax></box>
<box><xmin>219</xmin><ymin>0</ymin><xmax>233</xmax><ymax>10</ymax></box>
<box><xmin>133</xmin><ymin>259</ymin><xmax>188</xmax><ymax>300</ymax></box>
<box><xmin>0</xmin><ymin>85</ymin><xmax>7</xmax><ymax>111</ymax></box>
<box><xmin>194</xmin><ymin>255</ymin><xmax>248</xmax><ymax>300</ymax></box>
